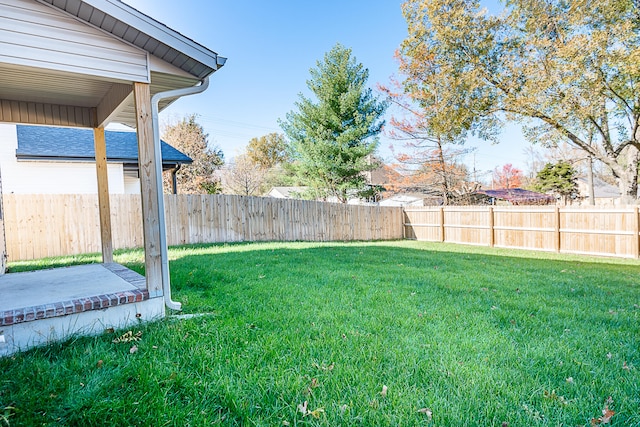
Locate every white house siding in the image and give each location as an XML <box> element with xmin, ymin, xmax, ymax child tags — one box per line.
<box><xmin>0</xmin><ymin>0</ymin><xmax>149</xmax><ymax>83</ymax></box>
<box><xmin>0</xmin><ymin>124</ymin><xmax>128</xmax><ymax>194</ymax></box>
<box><xmin>123</xmin><ymin>175</ymin><xmax>141</xmax><ymax>194</ymax></box>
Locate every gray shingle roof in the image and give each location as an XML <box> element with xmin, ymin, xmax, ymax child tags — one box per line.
<box><xmin>476</xmin><ymin>188</ymin><xmax>555</xmax><ymax>205</ymax></box>
<box><xmin>15</xmin><ymin>125</ymin><xmax>192</xmax><ymax>169</ymax></box>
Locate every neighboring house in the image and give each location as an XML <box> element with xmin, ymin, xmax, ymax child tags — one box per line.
<box><xmin>267</xmin><ymin>186</ymin><xmax>308</xmax><ymax>199</ymax></box>
<box><xmin>364</xmin><ymin>162</ymin><xmax>401</xmax><ymax>189</ymax></box>
<box><xmin>267</xmin><ymin>164</ymin><xmax>398</xmax><ymax>204</ymax></box>
<box><xmin>475</xmin><ymin>188</ymin><xmax>555</xmax><ymax>205</ymax></box>
<box><xmin>266</xmin><ymin>186</ymin><xmax>377</xmax><ymax>205</ymax></box>
<box><xmin>575</xmin><ymin>177</ymin><xmax>629</xmax><ymax>206</ymax></box>
<box><xmin>0</xmin><ymin>124</ymin><xmax>191</xmax><ymax>194</ymax></box>
<box><xmin>379</xmin><ymin>193</ymin><xmax>442</xmax><ymax>207</ymax></box>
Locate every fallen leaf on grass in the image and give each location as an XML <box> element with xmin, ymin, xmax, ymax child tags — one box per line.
<box><xmin>591</xmin><ymin>408</ymin><xmax>615</xmax><ymax>425</ymax></box>
<box><xmin>522</xmin><ymin>403</ymin><xmax>544</xmax><ymax>421</ymax></box>
<box><xmin>304</xmin><ymin>378</ymin><xmax>319</xmax><ymax>395</ymax></box>
<box><xmin>417</xmin><ymin>408</ymin><xmax>433</xmax><ymax>420</ymax></box>
<box><xmin>543</xmin><ymin>390</ymin><xmax>570</xmax><ymax>406</ymax></box>
<box><xmin>622</xmin><ymin>361</ymin><xmax>631</xmax><ymax>371</ymax></box>
<box><xmin>129</xmin><ymin>345</ymin><xmax>138</xmax><ymax>354</ymax></box>
<box><xmin>297</xmin><ymin>401</ymin><xmax>324</xmax><ymax>418</ymax></box>
<box><xmin>96</xmin><ymin>359</ymin><xmax>103</xmax><ymax>368</ymax></box>
<box><xmin>308</xmin><ymin>408</ymin><xmax>324</xmax><ymax>419</ymax></box>
<box><xmin>297</xmin><ymin>401</ymin><xmax>308</xmax><ymax>416</ymax></box>
<box><xmin>312</xmin><ymin>362</ymin><xmax>334</xmax><ymax>371</ymax></box>
<box><xmin>590</xmin><ymin>397</ymin><xmax>615</xmax><ymax>426</ymax></box>
<box><xmin>112</xmin><ymin>330</ymin><xmax>142</xmax><ymax>343</ymax></box>
<box><xmin>380</xmin><ymin>385</ymin><xmax>388</xmax><ymax>398</ymax></box>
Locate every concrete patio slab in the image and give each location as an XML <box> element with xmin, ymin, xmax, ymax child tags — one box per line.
<box><xmin>0</xmin><ymin>264</ymin><xmax>138</xmax><ymax>311</ymax></box>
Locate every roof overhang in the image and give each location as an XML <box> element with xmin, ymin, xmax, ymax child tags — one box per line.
<box><xmin>0</xmin><ymin>0</ymin><xmax>226</xmax><ymax>128</ymax></box>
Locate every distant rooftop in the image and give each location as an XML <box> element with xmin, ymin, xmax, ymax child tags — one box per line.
<box><xmin>16</xmin><ymin>125</ymin><xmax>191</xmax><ymax>170</ymax></box>
<box><xmin>477</xmin><ymin>188</ymin><xmax>555</xmax><ymax>205</ymax></box>
<box><xmin>268</xmin><ymin>186</ymin><xmax>308</xmax><ymax>199</ymax></box>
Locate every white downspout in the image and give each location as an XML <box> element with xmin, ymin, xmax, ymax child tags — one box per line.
<box><xmin>150</xmin><ymin>77</ymin><xmax>210</xmax><ymax>310</ymax></box>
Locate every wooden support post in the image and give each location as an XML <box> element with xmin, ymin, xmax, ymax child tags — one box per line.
<box><xmin>94</xmin><ymin>126</ymin><xmax>113</xmax><ymax>263</ymax></box>
<box><xmin>133</xmin><ymin>82</ymin><xmax>163</xmax><ymax>296</ymax></box>
<box><xmin>554</xmin><ymin>206</ymin><xmax>561</xmax><ymax>253</ymax></box>
<box><xmin>488</xmin><ymin>206</ymin><xmax>495</xmax><ymax>247</ymax></box>
<box><xmin>633</xmin><ymin>206</ymin><xmax>639</xmax><ymax>259</ymax></box>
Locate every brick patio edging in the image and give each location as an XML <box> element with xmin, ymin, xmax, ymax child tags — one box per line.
<box><xmin>0</xmin><ymin>263</ymin><xmax>149</xmax><ymax>327</ymax></box>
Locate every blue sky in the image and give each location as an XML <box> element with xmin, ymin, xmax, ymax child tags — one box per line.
<box><xmin>122</xmin><ymin>0</ymin><xmax>532</xmax><ymax>178</ymax></box>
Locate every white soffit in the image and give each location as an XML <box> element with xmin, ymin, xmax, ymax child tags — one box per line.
<box><xmin>0</xmin><ymin>63</ymin><xmax>124</xmax><ymax>107</ymax></box>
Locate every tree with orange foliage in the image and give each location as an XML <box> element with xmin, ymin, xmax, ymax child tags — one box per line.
<box><xmin>384</xmin><ymin>147</ymin><xmax>469</xmax><ymax>201</ymax></box>
<box><xmin>399</xmin><ymin>0</ymin><xmax>640</xmax><ymax>201</ymax></box>
<box><xmin>492</xmin><ymin>164</ymin><xmax>523</xmax><ymax>189</ymax></box>
<box><xmin>379</xmin><ymin>46</ymin><xmax>473</xmax><ymax>204</ymax></box>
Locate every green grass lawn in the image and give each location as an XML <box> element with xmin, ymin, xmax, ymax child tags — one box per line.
<box><xmin>1</xmin><ymin>241</ymin><xmax>639</xmax><ymax>426</ymax></box>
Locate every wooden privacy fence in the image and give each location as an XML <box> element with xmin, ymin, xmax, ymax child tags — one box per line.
<box><xmin>3</xmin><ymin>194</ymin><xmax>404</xmax><ymax>261</ymax></box>
<box><xmin>404</xmin><ymin>206</ymin><xmax>640</xmax><ymax>259</ymax></box>
<box><xmin>4</xmin><ymin>195</ymin><xmax>640</xmax><ymax>261</ymax></box>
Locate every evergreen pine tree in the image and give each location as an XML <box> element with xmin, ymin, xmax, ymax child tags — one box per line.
<box><xmin>280</xmin><ymin>43</ymin><xmax>387</xmax><ymax>203</ymax></box>
<box><xmin>534</xmin><ymin>161</ymin><xmax>578</xmax><ymax>203</ymax></box>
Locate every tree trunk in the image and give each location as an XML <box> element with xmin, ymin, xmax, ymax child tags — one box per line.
<box><xmin>617</xmin><ymin>173</ymin><xmax>638</xmax><ymax>204</ymax></box>
<box><xmin>587</xmin><ymin>156</ymin><xmax>595</xmax><ymax>206</ymax></box>
<box><xmin>436</xmin><ymin>137</ymin><xmax>450</xmax><ymax>205</ymax></box>
<box><xmin>615</xmin><ymin>146</ymin><xmax>640</xmax><ymax>205</ymax></box>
